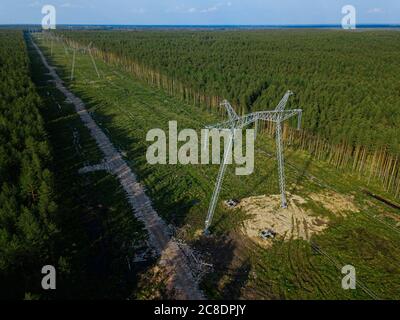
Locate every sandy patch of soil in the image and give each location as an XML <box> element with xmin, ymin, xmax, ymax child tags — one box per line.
<box><xmin>309</xmin><ymin>191</ymin><xmax>359</xmax><ymax>216</ymax></box>
<box><xmin>238</xmin><ymin>193</ymin><xmax>329</xmax><ymax>248</ymax></box>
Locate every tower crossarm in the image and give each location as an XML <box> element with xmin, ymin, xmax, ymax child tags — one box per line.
<box><xmin>237</xmin><ymin>109</ymin><xmax>303</xmax><ymax>129</ymax></box>
<box><xmin>205</xmin><ymin>109</ymin><xmax>302</xmax><ymax>131</ymax></box>
<box><xmin>253</xmin><ymin>109</ymin><xmax>302</xmax><ymax>124</ymax></box>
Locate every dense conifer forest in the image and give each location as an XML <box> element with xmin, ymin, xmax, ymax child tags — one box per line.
<box><xmin>0</xmin><ymin>31</ymin><xmax>58</xmax><ymax>298</ymax></box>
<box><xmin>56</xmin><ymin>30</ymin><xmax>400</xmax><ymax>198</ymax></box>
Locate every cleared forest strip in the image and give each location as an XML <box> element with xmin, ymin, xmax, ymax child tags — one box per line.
<box><xmin>31</xmin><ymin>36</ymin><xmax>204</xmax><ymax>300</ymax></box>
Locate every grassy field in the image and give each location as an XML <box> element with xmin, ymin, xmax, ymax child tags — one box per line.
<box><xmin>33</xmin><ymin>34</ymin><xmax>400</xmax><ymax>300</ymax></box>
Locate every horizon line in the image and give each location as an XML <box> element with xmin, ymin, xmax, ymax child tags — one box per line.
<box><xmin>1</xmin><ymin>23</ymin><xmax>400</xmax><ymax>27</ymax></box>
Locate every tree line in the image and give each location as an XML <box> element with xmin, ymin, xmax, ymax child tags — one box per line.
<box><xmin>0</xmin><ymin>30</ymin><xmax>59</xmax><ymax>298</ymax></box>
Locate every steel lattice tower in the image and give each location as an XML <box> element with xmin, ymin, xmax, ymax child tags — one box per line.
<box><xmin>40</xmin><ymin>32</ymin><xmax>100</xmax><ymax>80</ymax></box>
<box><xmin>69</xmin><ymin>41</ymin><xmax>100</xmax><ymax>80</ymax></box>
<box><xmin>204</xmin><ymin>90</ymin><xmax>302</xmax><ymax>234</ymax></box>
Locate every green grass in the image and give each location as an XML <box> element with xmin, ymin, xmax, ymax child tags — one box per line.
<box><xmin>34</xmin><ymin>35</ymin><xmax>400</xmax><ymax>300</ymax></box>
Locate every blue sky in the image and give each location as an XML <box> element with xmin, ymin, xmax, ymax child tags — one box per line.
<box><xmin>0</xmin><ymin>0</ymin><xmax>399</xmax><ymax>25</ymax></box>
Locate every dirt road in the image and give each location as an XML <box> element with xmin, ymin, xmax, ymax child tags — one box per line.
<box><xmin>31</xmin><ymin>37</ymin><xmax>204</xmax><ymax>300</ymax></box>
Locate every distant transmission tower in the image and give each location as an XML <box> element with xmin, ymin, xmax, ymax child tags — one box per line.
<box><xmin>40</xmin><ymin>32</ymin><xmax>100</xmax><ymax>80</ymax></box>
<box><xmin>69</xmin><ymin>41</ymin><xmax>100</xmax><ymax>80</ymax></box>
<box><xmin>204</xmin><ymin>90</ymin><xmax>302</xmax><ymax>234</ymax></box>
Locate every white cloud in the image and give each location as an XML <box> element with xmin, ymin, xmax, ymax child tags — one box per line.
<box><xmin>60</xmin><ymin>2</ymin><xmax>85</xmax><ymax>9</ymax></box>
<box><xmin>132</xmin><ymin>8</ymin><xmax>146</xmax><ymax>14</ymax></box>
<box><xmin>28</xmin><ymin>1</ymin><xmax>41</xmax><ymax>7</ymax></box>
<box><xmin>169</xmin><ymin>2</ymin><xmax>232</xmax><ymax>14</ymax></box>
<box><xmin>368</xmin><ymin>8</ymin><xmax>384</xmax><ymax>14</ymax></box>
<box><xmin>200</xmin><ymin>6</ymin><xmax>218</xmax><ymax>13</ymax></box>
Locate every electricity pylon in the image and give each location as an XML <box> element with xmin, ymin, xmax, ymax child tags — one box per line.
<box><xmin>204</xmin><ymin>90</ymin><xmax>302</xmax><ymax>234</ymax></box>
<box><xmin>40</xmin><ymin>32</ymin><xmax>100</xmax><ymax>80</ymax></box>
<box><xmin>70</xmin><ymin>41</ymin><xmax>100</xmax><ymax>80</ymax></box>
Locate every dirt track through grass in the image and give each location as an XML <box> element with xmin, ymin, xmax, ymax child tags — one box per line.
<box><xmin>31</xmin><ymin>35</ymin><xmax>204</xmax><ymax>300</ymax></box>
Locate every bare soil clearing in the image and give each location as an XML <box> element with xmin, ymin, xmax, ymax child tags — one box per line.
<box><xmin>309</xmin><ymin>191</ymin><xmax>359</xmax><ymax>216</ymax></box>
<box><xmin>238</xmin><ymin>190</ymin><xmax>359</xmax><ymax>248</ymax></box>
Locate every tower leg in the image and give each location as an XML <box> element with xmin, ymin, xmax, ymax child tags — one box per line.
<box><xmin>70</xmin><ymin>49</ymin><xmax>76</xmax><ymax>81</ymax></box>
<box><xmin>62</xmin><ymin>41</ymin><xmax>68</xmax><ymax>55</ymax></box>
<box><xmin>204</xmin><ymin>131</ymin><xmax>233</xmax><ymax>234</ymax></box>
<box><xmin>276</xmin><ymin>122</ymin><xmax>287</xmax><ymax>208</ymax></box>
<box><xmin>89</xmin><ymin>50</ymin><xmax>100</xmax><ymax>78</ymax></box>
